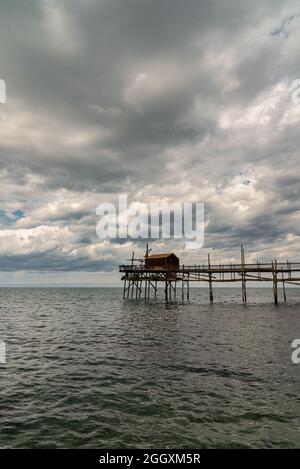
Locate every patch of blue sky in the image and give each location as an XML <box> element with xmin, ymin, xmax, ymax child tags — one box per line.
<box><xmin>0</xmin><ymin>209</ymin><xmax>24</xmax><ymax>225</ymax></box>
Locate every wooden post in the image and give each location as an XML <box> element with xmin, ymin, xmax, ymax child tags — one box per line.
<box><xmin>130</xmin><ymin>251</ymin><xmax>134</xmax><ymax>271</ymax></box>
<box><xmin>165</xmin><ymin>276</ymin><xmax>168</xmax><ymax>302</ymax></box>
<box><xmin>123</xmin><ymin>279</ymin><xmax>126</xmax><ymax>299</ymax></box>
<box><xmin>182</xmin><ymin>265</ymin><xmax>184</xmax><ymax>301</ymax></box>
<box><xmin>187</xmin><ymin>273</ymin><xmax>190</xmax><ymax>301</ymax></box>
<box><xmin>208</xmin><ymin>254</ymin><xmax>213</xmax><ymax>303</ymax></box>
<box><xmin>287</xmin><ymin>260</ymin><xmax>291</xmax><ymax>279</ymax></box>
<box><xmin>127</xmin><ymin>280</ymin><xmax>130</xmax><ymax>299</ymax></box>
<box><xmin>272</xmin><ymin>260</ymin><xmax>278</xmax><ymax>305</ymax></box>
<box><xmin>282</xmin><ymin>269</ymin><xmax>287</xmax><ymax>302</ymax></box>
<box><xmin>275</xmin><ymin>260</ymin><xmax>278</xmax><ymax>305</ymax></box>
<box><xmin>131</xmin><ymin>280</ymin><xmax>134</xmax><ymax>298</ymax></box>
<box><xmin>241</xmin><ymin>245</ymin><xmax>247</xmax><ymax>303</ymax></box>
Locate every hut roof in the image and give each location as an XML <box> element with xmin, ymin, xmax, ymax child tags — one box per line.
<box><xmin>147</xmin><ymin>253</ymin><xmax>178</xmax><ymax>260</ymax></box>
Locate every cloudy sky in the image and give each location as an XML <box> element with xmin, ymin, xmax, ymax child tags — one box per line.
<box><xmin>0</xmin><ymin>0</ymin><xmax>300</xmax><ymax>286</ymax></box>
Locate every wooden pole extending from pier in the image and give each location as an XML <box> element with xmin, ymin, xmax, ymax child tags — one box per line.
<box><xmin>282</xmin><ymin>268</ymin><xmax>287</xmax><ymax>302</ymax></box>
<box><xmin>241</xmin><ymin>245</ymin><xmax>247</xmax><ymax>303</ymax></box>
<box><xmin>272</xmin><ymin>260</ymin><xmax>278</xmax><ymax>305</ymax></box>
<box><xmin>208</xmin><ymin>254</ymin><xmax>213</xmax><ymax>303</ymax></box>
<box><xmin>165</xmin><ymin>277</ymin><xmax>168</xmax><ymax>302</ymax></box>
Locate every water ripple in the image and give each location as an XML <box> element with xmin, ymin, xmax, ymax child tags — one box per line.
<box><xmin>0</xmin><ymin>287</ymin><xmax>300</xmax><ymax>448</ymax></box>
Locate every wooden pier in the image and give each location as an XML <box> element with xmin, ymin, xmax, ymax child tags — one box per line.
<box><xmin>119</xmin><ymin>246</ymin><xmax>300</xmax><ymax>304</ymax></box>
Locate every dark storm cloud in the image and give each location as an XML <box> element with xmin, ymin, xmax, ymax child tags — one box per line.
<box><xmin>271</xmin><ymin>12</ymin><xmax>300</xmax><ymax>38</ymax></box>
<box><xmin>0</xmin><ymin>250</ymin><xmax>118</xmax><ymax>272</ymax></box>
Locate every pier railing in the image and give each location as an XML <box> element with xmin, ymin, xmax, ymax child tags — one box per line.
<box><xmin>119</xmin><ymin>261</ymin><xmax>300</xmax><ymax>273</ymax></box>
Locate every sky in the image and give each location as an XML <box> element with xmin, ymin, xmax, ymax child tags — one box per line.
<box><xmin>0</xmin><ymin>0</ymin><xmax>300</xmax><ymax>286</ymax></box>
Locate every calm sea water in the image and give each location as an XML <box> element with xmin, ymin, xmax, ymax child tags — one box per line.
<box><xmin>0</xmin><ymin>287</ymin><xmax>300</xmax><ymax>448</ymax></box>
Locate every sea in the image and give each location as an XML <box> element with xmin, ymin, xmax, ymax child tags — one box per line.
<box><xmin>0</xmin><ymin>287</ymin><xmax>299</xmax><ymax>448</ymax></box>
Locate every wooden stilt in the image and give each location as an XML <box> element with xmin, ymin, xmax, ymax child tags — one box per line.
<box><xmin>283</xmin><ymin>280</ymin><xmax>287</xmax><ymax>302</ymax></box>
<box><xmin>165</xmin><ymin>277</ymin><xmax>168</xmax><ymax>302</ymax></box>
<box><xmin>241</xmin><ymin>245</ymin><xmax>247</xmax><ymax>303</ymax></box>
<box><xmin>127</xmin><ymin>281</ymin><xmax>130</xmax><ymax>299</ymax></box>
<box><xmin>281</xmin><ymin>269</ymin><xmax>287</xmax><ymax>302</ymax></box>
<box><xmin>208</xmin><ymin>254</ymin><xmax>213</xmax><ymax>303</ymax></box>
<box><xmin>131</xmin><ymin>280</ymin><xmax>134</xmax><ymax>298</ymax></box>
<box><xmin>272</xmin><ymin>260</ymin><xmax>278</xmax><ymax>305</ymax></box>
